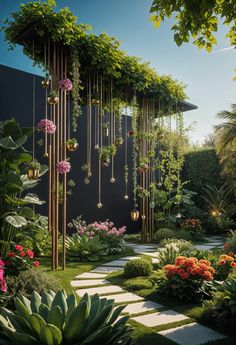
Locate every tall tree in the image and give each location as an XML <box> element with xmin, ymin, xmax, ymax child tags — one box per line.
<box><xmin>150</xmin><ymin>0</ymin><xmax>236</xmax><ymax>53</ymax></box>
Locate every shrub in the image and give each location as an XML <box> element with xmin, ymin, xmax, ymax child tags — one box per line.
<box><xmin>155</xmin><ymin>244</ymin><xmax>180</xmax><ymax>268</ymax></box>
<box><xmin>0</xmin><ymin>290</ymin><xmax>135</xmax><ymax>345</ymax></box>
<box><xmin>123</xmin><ymin>277</ymin><xmax>154</xmax><ymax>291</ymax></box>
<box><xmin>159</xmin><ymin>256</ymin><xmax>215</xmax><ymax>301</ymax></box>
<box><xmin>155</xmin><ymin>228</ymin><xmax>175</xmax><ymax>242</ymax></box>
<box><xmin>65</xmin><ymin>234</ymin><xmax>107</xmax><ymax>261</ymax></box>
<box><xmin>215</xmin><ymin>254</ymin><xmax>236</xmax><ymax>280</ymax></box>
<box><xmin>68</xmin><ymin>218</ymin><xmax>126</xmax><ymax>254</ymax></box>
<box><xmin>3</xmin><ymin>244</ymin><xmax>40</xmax><ymax>276</ymax></box>
<box><xmin>224</xmin><ymin>230</ymin><xmax>236</xmax><ymax>254</ymax></box>
<box><xmin>124</xmin><ymin>259</ymin><xmax>153</xmax><ymax>278</ymax></box>
<box><xmin>180</xmin><ymin>218</ymin><xmax>204</xmax><ymax>240</ymax></box>
<box><xmin>174</xmin><ymin>229</ymin><xmax>192</xmax><ymax>241</ymax></box>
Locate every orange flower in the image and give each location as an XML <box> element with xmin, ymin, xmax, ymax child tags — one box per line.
<box><xmin>199</xmin><ymin>259</ymin><xmax>211</xmax><ymax>266</ymax></box>
<box><xmin>225</xmin><ymin>256</ymin><xmax>234</xmax><ymax>262</ymax></box>
<box><xmin>175</xmin><ymin>256</ymin><xmax>186</xmax><ymax>266</ymax></box>
<box><xmin>220</xmin><ymin>254</ymin><xmax>227</xmax><ymax>260</ymax></box>
<box><xmin>182</xmin><ymin>258</ymin><xmax>196</xmax><ymax>268</ymax></box>
<box><xmin>230</xmin><ymin>262</ymin><xmax>236</xmax><ymax>268</ymax></box>
<box><xmin>219</xmin><ymin>259</ymin><xmax>226</xmax><ymax>266</ymax></box>
<box><xmin>202</xmin><ymin>271</ymin><xmax>213</xmax><ymax>281</ymax></box>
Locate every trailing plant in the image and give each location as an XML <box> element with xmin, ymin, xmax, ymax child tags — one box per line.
<box><xmin>99</xmin><ymin>144</ymin><xmax>117</xmax><ymax>166</ymax></box>
<box><xmin>124</xmin><ymin>259</ymin><xmax>153</xmax><ymax>278</ymax></box>
<box><xmin>0</xmin><ymin>289</ymin><xmax>136</xmax><ymax>345</ymax></box>
<box><xmin>65</xmin><ymin>234</ymin><xmax>107</xmax><ymax>261</ymax></box>
<box><xmin>59</xmin><ymin>179</ymin><xmax>76</xmax><ymax>204</ymax></box>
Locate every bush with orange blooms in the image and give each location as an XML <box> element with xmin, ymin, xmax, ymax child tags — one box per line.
<box><xmin>215</xmin><ymin>253</ymin><xmax>236</xmax><ymax>280</ymax></box>
<box><xmin>179</xmin><ymin>218</ymin><xmax>204</xmax><ymax>240</ymax></box>
<box><xmin>160</xmin><ymin>256</ymin><xmax>215</xmax><ymax>301</ymax></box>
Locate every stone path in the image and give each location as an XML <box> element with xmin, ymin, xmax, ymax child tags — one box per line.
<box><xmin>70</xmin><ymin>240</ymin><xmax>227</xmax><ymax>345</ymax></box>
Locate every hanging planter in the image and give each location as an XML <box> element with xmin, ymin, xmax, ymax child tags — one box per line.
<box><xmin>102</xmin><ymin>123</ymin><xmax>109</xmax><ymax>137</ymax></box>
<box><xmin>101</xmin><ymin>158</ymin><xmax>110</xmax><ymax>167</ymax></box>
<box><xmin>131</xmin><ymin>209</ymin><xmax>139</xmax><ymax>221</ymax></box>
<box><xmin>115</xmin><ymin>137</ymin><xmax>123</xmax><ymax>146</ymax></box>
<box><xmin>27</xmin><ymin>160</ymin><xmax>40</xmax><ymax>180</ymax></box>
<box><xmin>91</xmin><ymin>98</ymin><xmax>100</xmax><ymax>105</ymax></box>
<box><xmin>138</xmin><ymin>160</ymin><xmax>149</xmax><ymax>173</ymax></box>
<box><xmin>99</xmin><ymin>145</ymin><xmax>117</xmax><ymax>168</ymax></box>
<box><xmin>41</xmin><ymin>79</ymin><xmax>50</xmax><ymax>88</ymax></box>
<box><xmin>47</xmin><ymin>90</ymin><xmax>59</xmax><ymax>105</ymax></box>
<box><xmin>66</xmin><ymin>138</ymin><xmax>78</xmax><ymax>152</ymax></box>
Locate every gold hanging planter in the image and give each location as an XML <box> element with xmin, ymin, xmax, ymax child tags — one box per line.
<box><xmin>27</xmin><ymin>167</ymin><xmax>40</xmax><ymax>180</ymax></box>
<box><xmin>41</xmin><ymin>79</ymin><xmax>50</xmax><ymax>88</ymax></box>
<box><xmin>47</xmin><ymin>91</ymin><xmax>59</xmax><ymax>105</ymax></box>
<box><xmin>131</xmin><ymin>209</ymin><xmax>140</xmax><ymax>221</ymax></box>
<box><xmin>66</xmin><ymin>142</ymin><xmax>78</xmax><ymax>152</ymax></box>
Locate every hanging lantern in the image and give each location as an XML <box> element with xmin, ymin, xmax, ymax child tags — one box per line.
<box><xmin>102</xmin><ymin>126</ymin><xmax>109</xmax><ymax>137</ymax></box>
<box><xmin>110</xmin><ymin>177</ymin><xmax>116</xmax><ymax>183</ymax></box>
<box><xmin>43</xmin><ymin>152</ymin><xmax>49</xmax><ymax>158</ymax></box>
<box><xmin>131</xmin><ymin>209</ymin><xmax>140</xmax><ymax>221</ymax></box>
<box><xmin>124</xmin><ymin>195</ymin><xmax>129</xmax><ymax>200</ymax></box>
<box><xmin>141</xmin><ymin>214</ymin><xmax>146</xmax><ymax>220</ymax></box>
<box><xmin>91</xmin><ymin>99</ymin><xmax>100</xmax><ymax>105</ymax></box>
<box><xmin>66</xmin><ymin>139</ymin><xmax>78</xmax><ymax>152</ymax></box>
<box><xmin>27</xmin><ymin>167</ymin><xmax>40</xmax><ymax>180</ymax></box>
<box><xmin>115</xmin><ymin>137</ymin><xmax>123</xmax><ymax>146</ymax></box>
<box><xmin>97</xmin><ymin>202</ymin><xmax>103</xmax><ymax>208</ymax></box>
<box><xmin>41</xmin><ymin>79</ymin><xmax>50</xmax><ymax>88</ymax></box>
<box><xmin>48</xmin><ymin>91</ymin><xmax>59</xmax><ymax>105</ymax></box>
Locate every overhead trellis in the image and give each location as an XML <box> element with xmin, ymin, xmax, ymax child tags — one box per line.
<box><xmin>2</xmin><ymin>1</ymin><xmax>195</xmax><ymax>267</ymax></box>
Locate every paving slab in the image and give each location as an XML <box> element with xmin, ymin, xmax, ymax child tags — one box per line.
<box><xmin>76</xmin><ymin>285</ymin><xmax>124</xmax><ymax>297</ymax></box>
<box><xmin>91</xmin><ymin>266</ymin><xmax>121</xmax><ymax>273</ymax></box>
<box><xmin>152</xmin><ymin>258</ymin><xmax>160</xmax><ymax>264</ymax></box>
<box><xmin>71</xmin><ymin>279</ymin><xmax>108</xmax><ymax>288</ymax></box>
<box><xmin>122</xmin><ymin>300</ymin><xmax>163</xmax><ymax>315</ymax></box>
<box><xmin>193</xmin><ymin>245</ymin><xmax>215</xmax><ymax>251</ymax></box>
<box><xmin>103</xmin><ymin>260</ymin><xmax>127</xmax><ymax>267</ymax></box>
<box><xmin>75</xmin><ymin>272</ymin><xmax>108</xmax><ymax>279</ymax></box>
<box><xmin>120</xmin><ymin>256</ymin><xmax>140</xmax><ymax>261</ymax></box>
<box><xmin>102</xmin><ymin>292</ymin><xmax>144</xmax><ymax>303</ymax></box>
<box><xmin>158</xmin><ymin>322</ymin><xmax>226</xmax><ymax>345</ymax></box>
<box><xmin>132</xmin><ymin>309</ymin><xmax>189</xmax><ymax>327</ymax></box>
<box><xmin>205</xmin><ymin>242</ymin><xmax>223</xmax><ymax>246</ymax></box>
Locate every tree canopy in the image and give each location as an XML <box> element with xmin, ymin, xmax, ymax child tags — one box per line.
<box><xmin>150</xmin><ymin>0</ymin><xmax>236</xmax><ymax>53</ymax></box>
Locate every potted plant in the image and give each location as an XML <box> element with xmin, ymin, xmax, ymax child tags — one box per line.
<box><xmin>66</xmin><ymin>138</ymin><xmax>78</xmax><ymax>152</ymax></box>
<box><xmin>102</xmin><ymin>123</ymin><xmax>109</xmax><ymax>137</ymax></box>
<box><xmin>100</xmin><ymin>144</ymin><xmax>117</xmax><ymax>167</ymax></box>
<box><xmin>115</xmin><ymin>137</ymin><xmax>123</xmax><ymax>146</ymax></box>
<box><xmin>27</xmin><ymin>160</ymin><xmax>41</xmax><ymax>180</ymax></box>
<box><xmin>47</xmin><ymin>90</ymin><xmax>59</xmax><ymax>105</ymax></box>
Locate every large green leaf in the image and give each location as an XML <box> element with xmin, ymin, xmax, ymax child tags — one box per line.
<box><xmin>0</xmin><ymin>136</ymin><xmax>18</xmax><ymax>149</ymax></box>
<box><xmin>5</xmin><ymin>215</ymin><xmax>27</xmax><ymax>228</ymax></box>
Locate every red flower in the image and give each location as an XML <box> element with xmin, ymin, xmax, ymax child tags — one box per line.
<box><xmin>20</xmin><ymin>252</ymin><xmax>25</xmax><ymax>257</ymax></box>
<box><xmin>8</xmin><ymin>252</ymin><xmax>15</xmax><ymax>257</ymax></box>
<box><xmin>14</xmin><ymin>244</ymin><xmax>23</xmax><ymax>251</ymax></box>
<box><xmin>229</xmin><ymin>252</ymin><xmax>235</xmax><ymax>257</ymax></box>
<box><xmin>26</xmin><ymin>250</ymin><xmax>34</xmax><ymax>259</ymax></box>
<box><xmin>230</xmin><ymin>262</ymin><xmax>236</xmax><ymax>268</ymax></box>
<box><xmin>33</xmin><ymin>260</ymin><xmax>40</xmax><ymax>267</ymax></box>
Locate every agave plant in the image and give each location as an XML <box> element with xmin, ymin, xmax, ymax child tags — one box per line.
<box><xmin>202</xmin><ymin>183</ymin><xmax>232</xmax><ymax>216</ymax></box>
<box><xmin>0</xmin><ymin>290</ymin><xmax>135</xmax><ymax>345</ymax></box>
<box><xmin>65</xmin><ymin>234</ymin><xmax>107</xmax><ymax>261</ymax></box>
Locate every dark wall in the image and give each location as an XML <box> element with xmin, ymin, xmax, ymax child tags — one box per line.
<box><xmin>0</xmin><ymin>64</ymin><xmax>140</xmax><ymax>232</ymax></box>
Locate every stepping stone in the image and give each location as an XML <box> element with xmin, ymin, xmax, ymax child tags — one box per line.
<box><xmin>193</xmin><ymin>245</ymin><xmax>215</xmax><ymax>250</ymax></box>
<box><xmin>76</xmin><ymin>272</ymin><xmax>108</xmax><ymax>279</ymax></box>
<box><xmin>76</xmin><ymin>285</ymin><xmax>124</xmax><ymax>297</ymax></box>
<box><xmin>152</xmin><ymin>258</ymin><xmax>160</xmax><ymax>264</ymax></box>
<box><xmin>158</xmin><ymin>322</ymin><xmax>226</xmax><ymax>345</ymax></box>
<box><xmin>103</xmin><ymin>260</ymin><xmax>127</xmax><ymax>267</ymax></box>
<box><xmin>71</xmin><ymin>279</ymin><xmax>108</xmax><ymax>288</ymax></box>
<box><xmin>120</xmin><ymin>256</ymin><xmax>140</xmax><ymax>261</ymax></box>
<box><xmin>122</xmin><ymin>300</ymin><xmax>163</xmax><ymax>315</ymax></box>
<box><xmin>102</xmin><ymin>292</ymin><xmax>144</xmax><ymax>303</ymax></box>
<box><xmin>206</xmin><ymin>242</ymin><xmax>223</xmax><ymax>246</ymax></box>
<box><xmin>132</xmin><ymin>309</ymin><xmax>189</xmax><ymax>327</ymax></box>
<box><xmin>91</xmin><ymin>266</ymin><xmax>121</xmax><ymax>273</ymax></box>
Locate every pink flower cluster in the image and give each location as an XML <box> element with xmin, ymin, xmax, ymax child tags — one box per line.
<box><xmin>0</xmin><ymin>260</ymin><xmax>7</xmax><ymax>293</ymax></box>
<box><xmin>59</xmin><ymin>78</ymin><xmax>73</xmax><ymax>91</ymax></box>
<box><xmin>56</xmin><ymin>160</ymin><xmax>71</xmax><ymax>174</ymax></box>
<box><xmin>77</xmin><ymin>220</ymin><xmax>126</xmax><ymax>238</ymax></box>
<box><xmin>37</xmin><ymin>119</ymin><xmax>56</xmax><ymax>134</ymax></box>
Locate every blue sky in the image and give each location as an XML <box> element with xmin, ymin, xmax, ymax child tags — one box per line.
<box><xmin>0</xmin><ymin>0</ymin><xmax>235</xmax><ymax>143</ymax></box>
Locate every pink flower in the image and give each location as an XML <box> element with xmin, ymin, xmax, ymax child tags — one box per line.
<box><xmin>20</xmin><ymin>252</ymin><xmax>26</xmax><ymax>257</ymax></box>
<box><xmin>26</xmin><ymin>250</ymin><xmax>34</xmax><ymax>259</ymax></box>
<box><xmin>59</xmin><ymin>78</ymin><xmax>73</xmax><ymax>91</ymax></box>
<box><xmin>8</xmin><ymin>252</ymin><xmax>15</xmax><ymax>257</ymax></box>
<box><xmin>15</xmin><ymin>244</ymin><xmax>23</xmax><ymax>251</ymax></box>
<box><xmin>37</xmin><ymin>119</ymin><xmax>56</xmax><ymax>134</ymax></box>
<box><xmin>33</xmin><ymin>260</ymin><xmax>40</xmax><ymax>267</ymax></box>
<box><xmin>56</xmin><ymin>161</ymin><xmax>71</xmax><ymax>174</ymax></box>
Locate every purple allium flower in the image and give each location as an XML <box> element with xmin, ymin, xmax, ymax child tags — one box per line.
<box><xmin>37</xmin><ymin>119</ymin><xmax>56</xmax><ymax>134</ymax></box>
<box><xmin>59</xmin><ymin>78</ymin><xmax>73</xmax><ymax>91</ymax></box>
<box><xmin>56</xmin><ymin>160</ymin><xmax>71</xmax><ymax>174</ymax></box>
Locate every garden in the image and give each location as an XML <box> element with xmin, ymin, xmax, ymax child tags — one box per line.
<box><xmin>0</xmin><ymin>1</ymin><xmax>236</xmax><ymax>345</ymax></box>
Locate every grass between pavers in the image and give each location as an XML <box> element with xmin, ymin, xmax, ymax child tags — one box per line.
<box><xmin>39</xmin><ymin>247</ymin><xmax>134</xmax><ymax>294</ymax></box>
<box><xmin>107</xmin><ymin>270</ymin><xmax>236</xmax><ymax>343</ymax></box>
